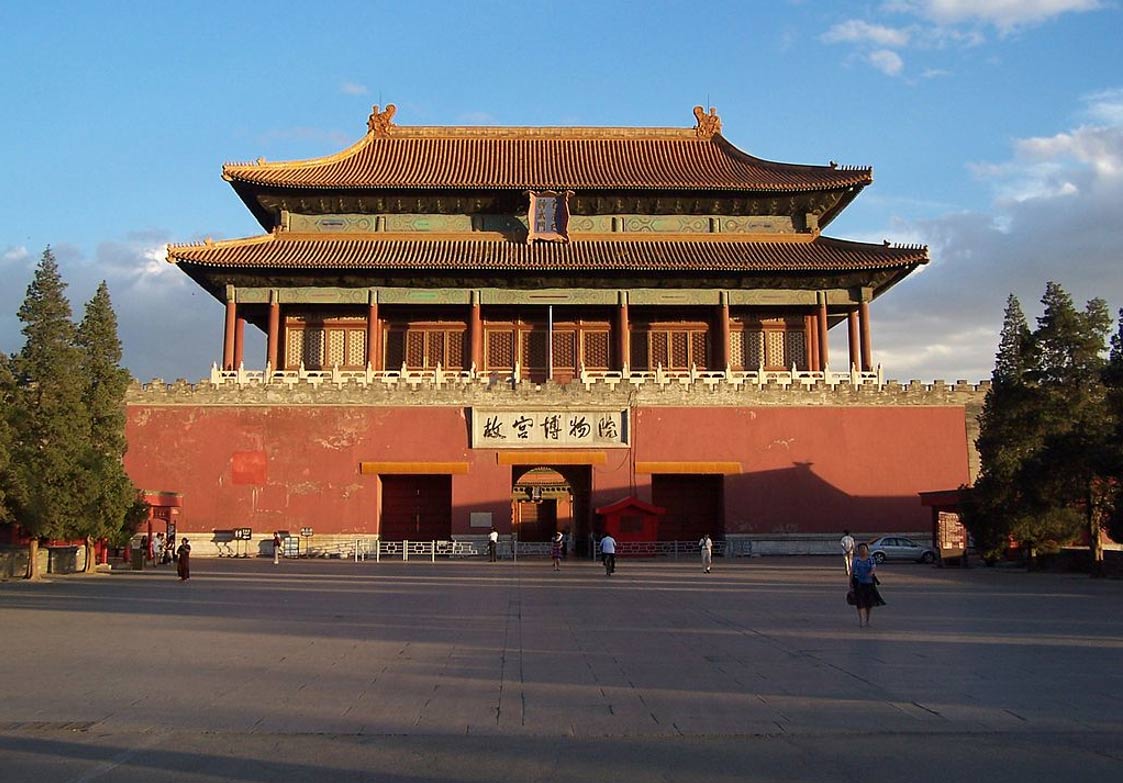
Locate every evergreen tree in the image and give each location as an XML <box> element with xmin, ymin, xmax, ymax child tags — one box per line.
<box><xmin>0</xmin><ymin>353</ymin><xmax>13</xmax><ymax>524</ymax></box>
<box><xmin>1022</xmin><ymin>283</ymin><xmax>1113</xmax><ymax>573</ymax></box>
<box><xmin>1103</xmin><ymin>309</ymin><xmax>1123</xmax><ymax>543</ymax></box>
<box><xmin>75</xmin><ymin>281</ymin><xmax>137</xmax><ymax>571</ymax></box>
<box><xmin>965</xmin><ymin>295</ymin><xmax>1036</xmax><ymax>559</ymax></box>
<box><xmin>967</xmin><ymin>285</ymin><xmax>1116</xmax><ymax>571</ymax></box>
<box><xmin>9</xmin><ymin>248</ymin><xmax>90</xmax><ymax>579</ymax></box>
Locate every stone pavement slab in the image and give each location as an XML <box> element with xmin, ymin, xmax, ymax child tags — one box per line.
<box><xmin>2</xmin><ymin>557</ymin><xmax>1122</xmax><ymax>781</ymax></box>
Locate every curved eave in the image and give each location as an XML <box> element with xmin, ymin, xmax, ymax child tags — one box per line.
<box><xmin>169</xmin><ymin>232</ymin><xmax>926</xmax><ymax>276</ymax></box>
<box><xmin>221</xmin><ymin>129</ymin><xmax>872</xmax><ymax>194</ymax></box>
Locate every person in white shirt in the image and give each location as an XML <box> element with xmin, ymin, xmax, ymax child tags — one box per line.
<box><xmin>488</xmin><ymin>528</ymin><xmax>499</xmax><ymax>562</ymax></box>
<box><xmin>841</xmin><ymin>530</ymin><xmax>856</xmax><ymax>577</ymax></box>
<box><xmin>599</xmin><ymin>533</ymin><xmax>617</xmax><ymax>575</ymax></box>
<box><xmin>699</xmin><ymin>534</ymin><xmax>713</xmax><ymax>573</ymax></box>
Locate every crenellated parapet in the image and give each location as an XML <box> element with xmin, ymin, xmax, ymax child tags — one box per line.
<box><xmin>127</xmin><ymin>372</ymin><xmax>988</xmax><ymax>409</ymax></box>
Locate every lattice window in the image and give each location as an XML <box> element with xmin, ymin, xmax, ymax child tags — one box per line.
<box><xmin>690</xmin><ymin>332</ymin><xmax>708</xmax><ymax>368</ymax></box>
<box><xmin>553</xmin><ymin>330</ymin><xmax>576</xmax><ymax>369</ymax></box>
<box><xmin>785</xmin><ymin>331</ymin><xmax>806</xmax><ymax>370</ymax></box>
<box><xmin>583</xmin><ymin>330</ymin><xmax>610</xmax><ymax>369</ymax></box>
<box><xmin>325</xmin><ymin>330</ymin><xmax>346</xmax><ymax>368</ymax></box>
<box><xmin>671</xmin><ymin>332</ymin><xmax>689</xmax><ymax>367</ymax></box>
<box><xmin>385</xmin><ymin>329</ymin><xmax>405</xmax><ymax>370</ymax></box>
<box><xmin>303</xmin><ymin>328</ymin><xmax>325</xmax><ymax>369</ymax></box>
<box><xmin>447</xmin><ymin>331</ymin><xmax>465</xmax><ymax>369</ymax></box>
<box><xmin>744</xmin><ymin>330</ymin><xmax>764</xmax><ymax>368</ymax></box>
<box><xmin>522</xmin><ymin>330</ymin><xmax>547</xmax><ymax>368</ymax></box>
<box><xmin>487</xmin><ymin>330</ymin><xmax>515</xmax><ymax>369</ymax></box>
<box><xmin>630</xmin><ymin>332</ymin><xmax>649</xmax><ymax>370</ymax></box>
<box><xmin>285</xmin><ymin>329</ymin><xmax>305</xmax><ymax>370</ymax></box>
<box><xmin>650</xmin><ymin>332</ymin><xmax>668</xmax><ymax>367</ymax></box>
<box><xmin>406</xmin><ymin>331</ymin><xmax>425</xmax><ymax>367</ymax></box>
<box><xmin>766</xmin><ymin>331</ymin><xmax>786</xmax><ymax>369</ymax></box>
<box><xmin>347</xmin><ymin>330</ymin><xmax>366</xmax><ymax>368</ymax></box>
<box><xmin>428</xmin><ymin>332</ymin><xmax>446</xmax><ymax>367</ymax></box>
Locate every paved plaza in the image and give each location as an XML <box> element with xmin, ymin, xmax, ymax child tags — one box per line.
<box><xmin>2</xmin><ymin>555</ymin><xmax>1122</xmax><ymax>782</ymax></box>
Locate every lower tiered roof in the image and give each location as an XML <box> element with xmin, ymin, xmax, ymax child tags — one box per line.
<box><xmin>169</xmin><ymin>233</ymin><xmax>926</xmax><ymax>273</ymax></box>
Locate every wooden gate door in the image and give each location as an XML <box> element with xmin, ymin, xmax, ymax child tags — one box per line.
<box><xmin>652</xmin><ymin>474</ymin><xmax>724</xmax><ymax>541</ymax></box>
<box><xmin>379</xmin><ymin>475</ymin><xmax>452</xmax><ymax>541</ymax></box>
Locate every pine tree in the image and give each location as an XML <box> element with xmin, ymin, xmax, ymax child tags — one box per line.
<box><xmin>1103</xmin><ymin>309</ymin><xmax>1123</xmax><ymax>544</ymax></box>
<box><xmin>0</xmin><ymin>352</ymin><xmax>13</xmax><ymax>524</ymax></box>
<box><xmin>1023</xmin><ymin>284</ymin><xmax>1113</xmax><ymax>573</ymax></box>
<box><xmin>967</xmin><ymin>285</ymin><xmax>1116</xmax><ymax>571</ymax></box>
<box><xmin>965</xmin><ymin>295</ymin><xmax>1036</xmax><ymax>559</ymax></box>
<box><xmin>9</xmin><ymin>248</ymin><xmax>90</xmax><ymax>579</ymax></box>
<box><xmin>75</xmin><ymin>281</ymin><xmax>137</xmax><ymax>571</ymax></box>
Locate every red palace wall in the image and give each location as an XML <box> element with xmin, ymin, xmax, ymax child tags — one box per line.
<box><xmin>124</xmin><ymin>402</ymin><xmax>971</xmax><ymax>537</ymax></box>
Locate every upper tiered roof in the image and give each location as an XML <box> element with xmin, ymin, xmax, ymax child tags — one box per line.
<box><xmin>222</xmin><ymin>105</ymin><xmax>872</xmax><ymax>194</ymax></box>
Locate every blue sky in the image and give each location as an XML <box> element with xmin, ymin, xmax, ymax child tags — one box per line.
<box><xmin>2</xmin><ymin>0</ymin><xmax>1121</xmax><ymax>382</ymax></box>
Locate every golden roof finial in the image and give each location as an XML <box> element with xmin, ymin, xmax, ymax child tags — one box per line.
<box><xmin>692</xmin><ymin>105</ymin><xmax>721</xmax><ymax>140</ymax></box>
<box><xmin>367</xmin><ymin>104</ymin><xmax>397</xmax><ymax>137</ymax></box>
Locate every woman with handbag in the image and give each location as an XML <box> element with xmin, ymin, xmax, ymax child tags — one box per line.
<box><xmin>850</xmin><ymin>543</ymin><xmax>885</xmax><ymax>627</ymax></box>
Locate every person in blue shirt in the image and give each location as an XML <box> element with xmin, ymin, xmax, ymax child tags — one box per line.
<box><xmin>851</xmin><ymin>543</ymin><xmax>885</xmax><ymax>627</ymax></box>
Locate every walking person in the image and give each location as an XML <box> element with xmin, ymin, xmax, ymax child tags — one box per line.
<box><xmin>600</xmin><ymin>533</ymin><xmax>617</xmax><ymax>576</ymax></box>
<box><xmin>487</xmin><ymin>528</ymin><xmax>499</xmax><ymax>562</ymax></box>
<box><xmin>176</xmin><ymin>538</ymin><xmax>192</xmax><ymax>581</ymax></box>
<box><xmin>850</xmin><ymin>542</ymin><xmax>885</xmax><ymax>627</ymax></box>
<box><xmin>153</xmin><ymin>532</ymin><xmax>165</xmax><ymax>567</ymax></box>
<box><xmin>840</xmin><ymin>529</ymin><xmax>856</xmax><ymax>577</ymax></box>
<box><xmin>699</xmin><ymin>533</ymin><xmax>713</xmax><ymax>573</ymax></box>
<box><xmin>551</xmin><ymin>531</ymin><xmax>563</xmax><ymax>571</ymax></box>
<box><xmin>272</xmin><ymin>532</ymin><xmax>282</xmax><ymax>565</ymax></box>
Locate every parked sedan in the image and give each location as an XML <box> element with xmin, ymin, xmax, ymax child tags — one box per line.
<box><xmin>867</xmin><ymin>536</ymin><xmax>936</xmax><ymax>564</ymax></box>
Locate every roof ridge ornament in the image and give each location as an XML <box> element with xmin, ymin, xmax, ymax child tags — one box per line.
<box><xmin>692</xmin><ymin>105</ymin><xmax>722</xmax><ymax>140</ymax></box>
<box><xmin>367</xmin><ymin>104</ymin><xmax>397</xmax><ymax>138</ymax></box>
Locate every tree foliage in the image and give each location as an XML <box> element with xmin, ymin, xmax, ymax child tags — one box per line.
<box><xmin>965</xmin><ymin>283</ymin><xmax>1117</xmax><ymax>570</ymax></box>
<box><xmin>8</xmin><ymin>248</ymin><xmax>91</xmax><ymax>549</ymax></box>
<box><xmin>0</xmin><ymin>353</ymin><xmax>13</xmax><ymax>523</ymax></box>
<box><xmin>2</xmin><ymin>250</ymin><xmax>139</xmax><ymax>577</ymax></box>
<box><xmin>75</xmin><ymin>281</ymin><xmax>136</xmax><ymax>548</ymax></box>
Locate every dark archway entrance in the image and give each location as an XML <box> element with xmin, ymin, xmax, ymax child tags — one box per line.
<box><xmin>511</xmin><ymin>465</ymin><xmax>592</xmax><ymax>550</ymax></box>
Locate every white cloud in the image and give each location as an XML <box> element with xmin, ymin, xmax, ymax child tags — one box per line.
<box><xmin>821</xmin><ymin>19</ymin><xmax>911</xmax><ymax>47</ymax></box>
<box><xmin>870</xmin><ymin>89</ymin><xmax>1123</xmax><ymax>381</ymax></box>
<box><xmin>340</xmin><ymin>81</ymin><xmax>369</xmax><ymax>96</ymax></box>
<box><xmin>868</xmin><ymin>49</ymin><xmax>905</xmax><ymax>76</ymax></box>
<box><xmin>2</xmin><ymin>245</ymin><xmax>31</xmax><ymax>266</ymax></box>
<box><xmin>0</xmin><ymin>233</ymin><xmax>228</xmax><ymax>381</ymax></box>
<box><xmin>893</xmin><ymin>0</ymin><xmax>1103</xmax><ymax>32</ymax></box>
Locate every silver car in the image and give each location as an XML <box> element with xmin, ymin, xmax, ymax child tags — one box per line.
<box><xmin>867</xmin><ymin>536</ymin><xmax>936</xmax><ymax>564</ymax></box>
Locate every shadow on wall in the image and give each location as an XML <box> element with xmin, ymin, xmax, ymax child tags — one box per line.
<box><xmin>722</xmin><ymin>461</ymin><xmax>928</xmax><ymax>534</ymax></box>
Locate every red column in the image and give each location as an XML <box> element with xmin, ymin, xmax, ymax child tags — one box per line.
<box><xmin>617</xmin><ymin>292</ymin><xmax>630</xmax><ymax>372</ymax></box>
<box><xmin>859</xmin><ymin>300</ymin><xmax>872</xmax><ymax>372</ymax></box>
<box><xmin>222</xmin><ymin>299</ymin><xmax>236</xmax><ymax>370</ymax></box>
<box><xmin>817</xmin><ymin>296</ymin><xmax>829</xmax><ymax>370</ymax></box>
<box><xmin>267</xmin><ymin>297</ymin><xmax>280</xmax><ymax>370</ymax></box>
<box><xmin>469</xmin><ymin>292</ymin><xmax>483</xmax><ymax>372</ymax></box>
<box><xmin>718</xmin><ymin>294</ymin><xmax>731</xmax><ymax>370</ymax></box>
<box><xmin>367</xmin><ymin>296</ymin><xmax>380</xmax><ymax>371</ymax></box>
<box><xmin>233</xmin><ymin>316</ymin><xmax>246</xmax><ymax>369</ymax></box>
<box><xmin>806</xmin><ymin>314</ymin><xmax>819</xmax><ymax>371</ymax></box>
<box><xmin>847</xmin><ymin>309</ymin><xmax>860</xmax><ymax>372</ymax></box>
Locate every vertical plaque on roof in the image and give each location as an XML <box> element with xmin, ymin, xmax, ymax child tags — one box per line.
<box><xmin>527</xmin><ymin>190</ymin><xmax>573</xmax><ymax>244</ymax></box>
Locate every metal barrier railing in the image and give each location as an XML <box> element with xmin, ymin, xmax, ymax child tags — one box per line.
<box><xmin>335</xmin><ymin>538</ymin><xmax>752</xmax><ymax>562</ymax></box>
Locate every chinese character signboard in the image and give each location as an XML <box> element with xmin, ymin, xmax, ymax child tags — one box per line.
<box><xmin>526</xmin><ymin>190</ymin><xmax>572</xmax><ymax>244</ymax></box>
<box><xmin>470</xmin><ymin>408</ymin><xmax>628</xmax><ymax>448</ymax></box>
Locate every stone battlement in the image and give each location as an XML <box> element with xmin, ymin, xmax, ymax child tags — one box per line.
<box><xmin>127</xmin><ymin>371</ymin><xmax>988</xmax><ymax>409</ymax></box>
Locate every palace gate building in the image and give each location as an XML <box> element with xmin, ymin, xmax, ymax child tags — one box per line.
<box><xmin>125</xmin><ymin>105</ymin><xmax>981</xmax><ymax>554</ymax></box>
